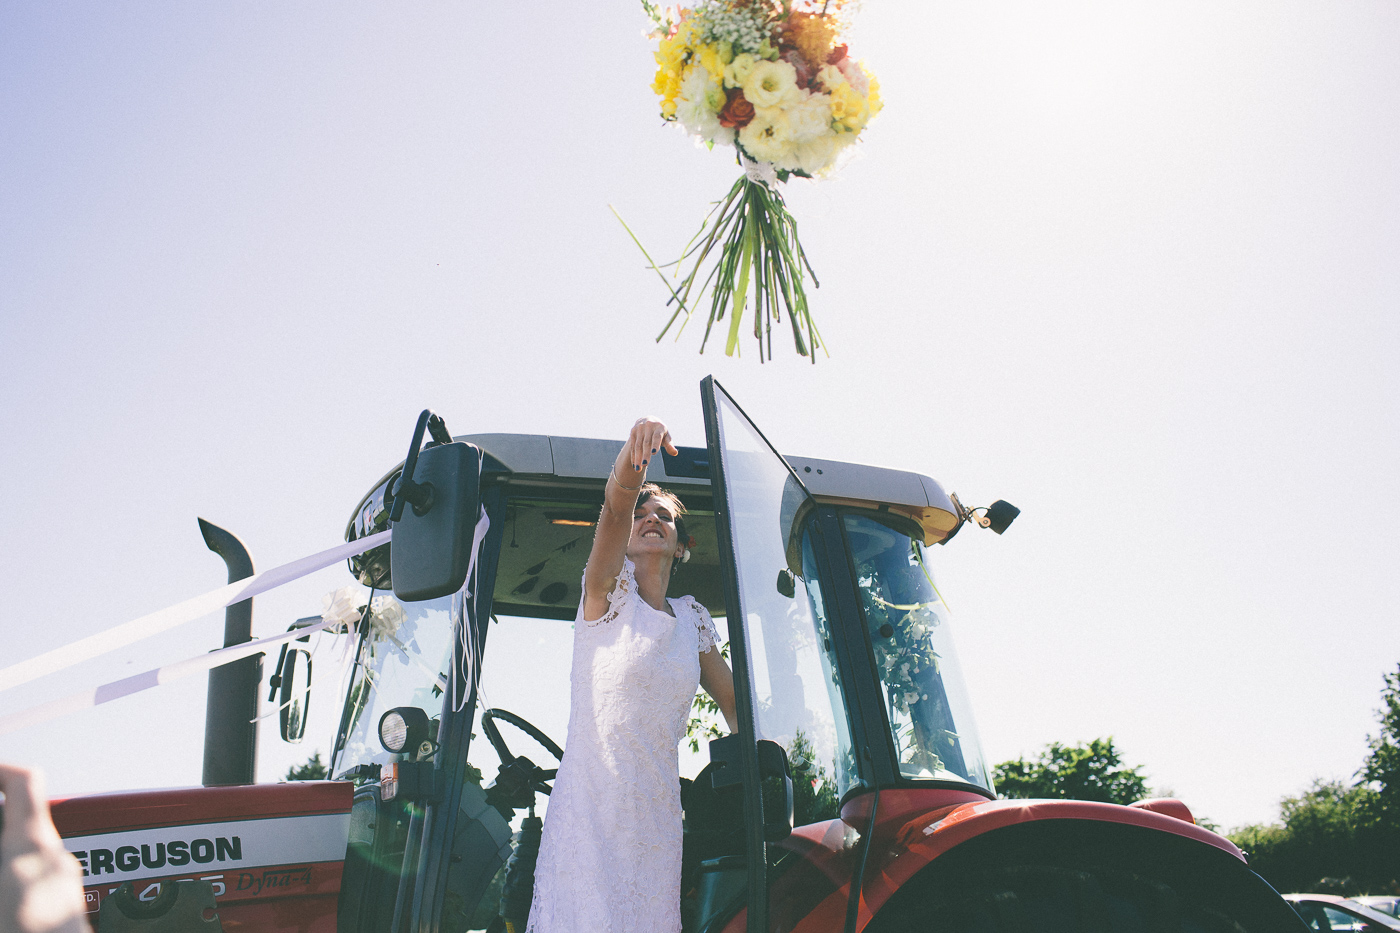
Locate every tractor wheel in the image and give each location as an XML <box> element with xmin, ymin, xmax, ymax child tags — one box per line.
<box><xmin>868</xmin><ymin>864</ymin><xmax>1251</xmax><ymax>933</ymax></box>
<box><xmin>862</xmin><ymin>822</ymin><xmax>1306</xmax><ymax>933</ymax></box>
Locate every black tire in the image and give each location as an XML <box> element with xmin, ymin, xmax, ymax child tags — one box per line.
<box><xmin>863</xmin><ymin>822</ymin><xmax>1306</xmax><ymax>933</ymax></box>
<box><xmin>871</xmin><ymin>864</ymin><xmax>1249</xmax><ymax>933</ymax></box>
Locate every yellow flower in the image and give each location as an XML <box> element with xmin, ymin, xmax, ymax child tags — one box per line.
<box><xmin>816</xmin><ymin>64</ymin><xmax>847</xmax><ymax>92</ymax></box>
<box><xmin>866</xmin><ymin>73</ymin><xmax>883</xmax><ymax>116</ymax></box>
<box><xmin>661</xmin><ymin>97</ymin><xmax>678</xmax><ymax>118</ymax></box>
<box><xmin>652</xmin><ymin>66</ymin><xmax>682</xmax><ymax>100</ymax></box>
<box><xmin>696</xmin><ymin>43</ymin><xmax>731</xmax><ymax>82</ymax></box>
<box><xmin>655</xmin><ymin>34</ymin><xmax>687</xmax><ymax>71</ymax></box>
<box><xmin>788</xmin><ymin>12</ymin><xmax>838</xmax><ymax>68</ymax></box>
<box><xmin>828</xmin><ymin>82</ymin><xmax>869</xmax><ymax>133</ymax></box>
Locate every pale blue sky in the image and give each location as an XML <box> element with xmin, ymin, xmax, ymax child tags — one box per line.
<box><xmin>2</xmin><ymin>0</ymin><xmax>1397</xmax><ymax>829</ymax></box>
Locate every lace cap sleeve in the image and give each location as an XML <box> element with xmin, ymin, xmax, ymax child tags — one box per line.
<box><xmin>583</xmin><ymin>557</ymin><xmax>636</xmax><ymax>626</ymax></box>
<box><xmin>689</xmin><ymin>598</ymin><xmax>720</xmax><ymax>653</ymax></box>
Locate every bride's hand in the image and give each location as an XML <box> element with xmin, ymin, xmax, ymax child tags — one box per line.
<box><xmin>624</xmin><ymin>417</ymin><xmax>680</xmax><ymax>476</ymax></box>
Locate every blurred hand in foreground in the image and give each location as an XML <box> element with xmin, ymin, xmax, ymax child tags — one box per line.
<box><xmin>0</xmin><ymin>764</ymin><xmax>87</xmax><ymax>933</ymax></box>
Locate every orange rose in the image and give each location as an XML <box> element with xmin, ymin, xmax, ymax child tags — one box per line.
<box><xmin>719</xmin><ymin>88</ymin><xmax>755</xmax><ymax>129</ymax></box>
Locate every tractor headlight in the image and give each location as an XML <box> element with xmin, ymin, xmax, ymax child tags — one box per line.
<box><xmin>378</xmin><ymin>706</ymin><xmax>431</xmax><ymax>755</ymax></box>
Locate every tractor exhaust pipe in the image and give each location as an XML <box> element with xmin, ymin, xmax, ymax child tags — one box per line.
<box><xmin>198</xmin><ymin>518</ymin><xmax>260</xmax><ymax>786</ymax></box>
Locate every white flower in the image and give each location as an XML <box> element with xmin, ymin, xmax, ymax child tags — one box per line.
<box><xmin>694</xmin><ymin>0</ymin><xmax>769</xmax><ymax>54</ymax></box>
<box><xmin>791</xmin><ymin>132</ymin><xmax>844</xmax><ymax>176</ymax></box>
<box><xmin>676</xmin><ymin>65</ymin><xmax>725</xmax><ymax>140</ymax></box>
<box><xmin>786</xmin><ymin>93</ymin><xmax>832</xmax><ymax>142</ymax></box>
<box><xmin>369</xmin><ymin>594</ymin><xmax>405</xmax><ymax>639</ymax></box>
<box><xmin>321</xmin><ymin>585</ymin><xmax>366</xmax><ymax>631</ymax></box>
<box><xmin>742</xmin><ymin>60</ymin><xmax>801</xmax><ymax>109</ymax></box>
<box><xmin>738</xmin><ymin>106</ymin><xmax>796</xmax><ymax>164</ymax></box>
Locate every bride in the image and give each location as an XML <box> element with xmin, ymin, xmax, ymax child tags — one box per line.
<box><xmin>525</xmin><ymin>416</ymin><xmax>738</xmax><ymax>933</ymax></box>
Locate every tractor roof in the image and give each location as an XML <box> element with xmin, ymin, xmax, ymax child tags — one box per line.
<box><xmin>459</xmin><ymin>433</ymin><xmax>961</xmax><ymax>545</ymax></box>
<box><xmin>347</xmin><ymin>434</ymin><xmax>963</xmax><ymax>620</ymax></box>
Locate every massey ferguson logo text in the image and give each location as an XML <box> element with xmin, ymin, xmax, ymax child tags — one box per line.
<box><xmin>72</xmin><ymin>837</ymin><xmax>242</xmax><ymax>876</ymax></box>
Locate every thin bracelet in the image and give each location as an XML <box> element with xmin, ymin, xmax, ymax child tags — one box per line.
<box><xmin>610</xmin><ymin>465</ymin><xmax>643</xmax><ymax>491</ymax></box>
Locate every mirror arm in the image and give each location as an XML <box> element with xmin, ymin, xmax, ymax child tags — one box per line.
<box><xmin>425</xmin><ymin>412</ymin><xmax>452</xmax><ymax>446</ymax></box>
<box><xmin>391</xmin><ymin>410</ymin><xmax>449</xmax><ymax>522</ymax></box>
<box><xmin>387</xmin><ymin>411</ymin><xmax>482</xmax><ymax>602</ymax></box>
<box><xmin>267</xmin><ymin>644</ymin><xmax>289</xmax><ymax>701</ymax></box>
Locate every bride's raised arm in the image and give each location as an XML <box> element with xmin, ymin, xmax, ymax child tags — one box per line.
<box><xmin>581</xmin><ymin>417</ymin><xmax>679</xmax><ymax>620</ymax></box>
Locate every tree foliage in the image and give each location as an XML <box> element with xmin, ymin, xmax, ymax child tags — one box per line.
<box><xmin>789</xmin><ymin>729</ymin><xmax>840</xmax><ymax>827</ymax></box>
<box><xmin>993</xmin><ymin>738</ymin><xmax>1149</xmax><ymax>805</ymax></box>
<box><xmin>285</xmin><ymin>751</ymin><xmax>328</xmax><ymax>781</ymax></box>
<box><xmin>1230</xmin><ymin>780</ymin><xmax>1377</xmax><ymax>895</ymax></box>
<box><xmin>1360</xmin><ymin>665</ymin><xmax>1400</xmax><ymax>834</ymax></box>
<box><xmin>1227</xmin><ymin>664</ymin><xmax>1400</xmax><ymax>895</ymax></box>
<box><xmin>686</xmin><ymin>640</ymin><xmax>732</xmax><ymax>753</ymax></box>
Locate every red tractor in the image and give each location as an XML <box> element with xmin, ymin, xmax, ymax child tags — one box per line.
<box><xmin>47</xmin><ymin>378</ymin><xmax>1305</xmax><ymax>932</ymax></box>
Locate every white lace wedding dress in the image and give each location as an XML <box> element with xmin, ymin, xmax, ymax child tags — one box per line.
<box><xmin>525</xmin><ymin>557</ymin><xmax>720</xmax><ymax>933</ymax></box>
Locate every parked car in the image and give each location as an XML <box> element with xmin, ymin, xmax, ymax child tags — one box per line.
<box><xmin>1285</xmin><ymin>894</ymin><xmax>1400</xmax><ymax>932</ymax></box>
<box><xmin>1357</xmin><ymin>898</ymin><xmax>1400</xmax><ymax>920</ymax></box>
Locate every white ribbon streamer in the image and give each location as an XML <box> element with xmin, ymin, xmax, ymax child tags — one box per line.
<box><xmin>0</xmin><ymin>529</ymin><xmax>391</xmax><ymax>693</ymax></box>
<box><xmin>0</xmin><ymin>616</ymin><xmax>344</xmax><ymax>736</ymax></box>
<box><xmin>453</xmin><ymin>509</ymin><xmax>492</xmax><ymax>713</ymax></box>
<box><xmin>465</xmin><ymin>509</ymin><xmax>491</xmax><ymax>601</ymax></box>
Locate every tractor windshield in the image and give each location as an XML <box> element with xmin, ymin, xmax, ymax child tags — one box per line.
<box><xmin>842</xmin><ymin>511</ymin><xmax>992</xmax><ymax>791</ymax></box>
<box><xmin>331</xmin><ymin>590</ymin><xmax>460</xmax><ymax>776</ymax></box>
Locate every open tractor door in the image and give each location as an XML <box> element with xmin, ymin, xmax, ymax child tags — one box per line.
<box><xmin>43</xmin><ymin>379</ymin><xmax>1306</xmax><ymax>933</ymax></box>
<box><xmin>697</xmin><ymin>378</ymin><xmax>1307</xmax><ymax>933</ymax></box>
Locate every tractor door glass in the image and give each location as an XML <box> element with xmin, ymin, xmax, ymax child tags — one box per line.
<box><xmin>842</xmin><ymin>511</ymin><xmax>992</xmax><ymax>792</ymax></box>
<box><xmin>332</xmin><ymin>590</ymin><xmax>460</xmax><ymax>776</ymax></box>
<box><xmin>712</xmin><ymin>390</ymin><xmax>857</xmax><ymax>820</ymax></box>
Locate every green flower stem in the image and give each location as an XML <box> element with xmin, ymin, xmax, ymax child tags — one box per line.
<box><xmin>616</xmin><ymin>168</ymin><xmax>828</xmax><ymax>363</ymax></box>
<box><xmin>609</xmin><ymin>204</ymin><xmax>695</xmax><ymax>337</ymax></box>
<box><xmin>728</xmin><ymin>190</ymin><xmax>759</xmax><ymax>356</ymax></box>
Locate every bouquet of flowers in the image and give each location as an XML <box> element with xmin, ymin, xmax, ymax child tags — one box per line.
<box><xmin>626</xmin><ymin>0</ymin><xmax>882</xmax><ymax>362</ymax></box>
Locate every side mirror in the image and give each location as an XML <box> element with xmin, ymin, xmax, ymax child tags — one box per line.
<box><xmin>756</xmin><ymin>740</ymin><xmax>794</xmax><ymax>842</ymax></box>
<box><xmin>389</xmin><ymin>410</ymin><xmax>483</xmax><ymax>602</ymax></box>
<box><xmin>706</xmin><ymin>735</ymin><xmax>794</xmax><ymax>843</ymax></box>
<box><xmin>278</xmin><ymin>647</ymin><xmax>312</xmax><ymax>744</ymax></box>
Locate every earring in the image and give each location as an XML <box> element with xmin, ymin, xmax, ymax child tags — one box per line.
<box><xmin>681</xmin><ymin>549</ymin><xmax>691</xmax><ymax>563</ymax></box>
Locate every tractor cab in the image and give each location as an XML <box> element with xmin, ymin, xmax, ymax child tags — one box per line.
<box><xmin>326</xmin><ymin>378</ymin><xmax>998</xmax><ymax>933</ymax></box>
